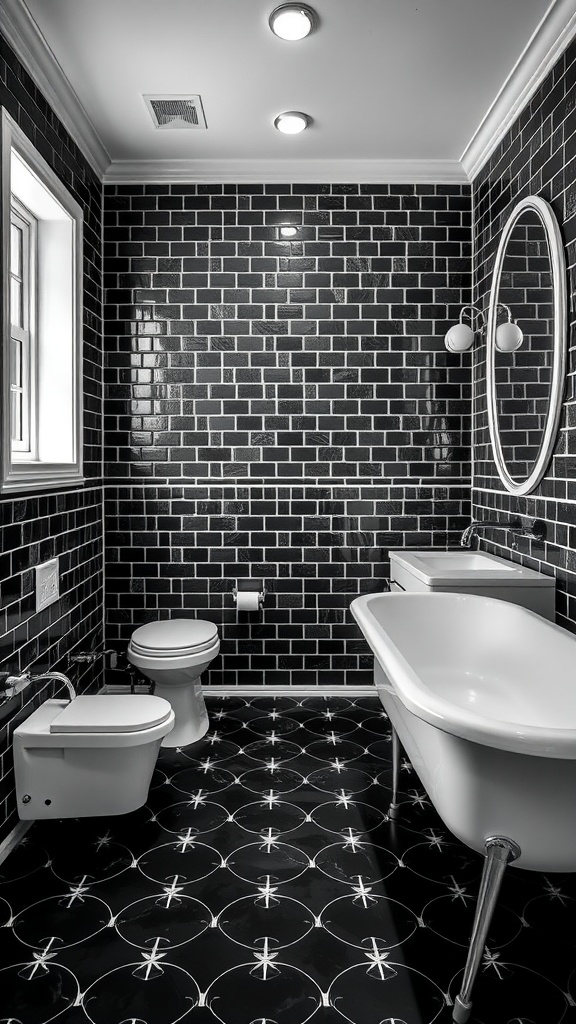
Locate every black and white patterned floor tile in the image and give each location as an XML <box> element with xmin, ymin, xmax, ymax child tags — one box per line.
<box><xmin>1</xmin><ymin>694</ymin><xmax>576</xmax><ymax>1024</ymax></box>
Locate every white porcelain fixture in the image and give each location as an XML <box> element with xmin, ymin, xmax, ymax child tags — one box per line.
<box><xmin>14</xmin><ymin>694</ymin><xmax>174</xmax><ymax>820</ymax></box>
<box><xmin>389</xmin><ymin>548</ymin><xmax>555</xmax><ymax>618</ymax></box>
<box><xmin>351</xmin><ymin>590</ymin><xmax>576</xmax><ymax>1022</ymax></box>
<box><xmin>127</xmin><ymin>618</ymin><xmax>220</xmax><ymax>748</ymax></box>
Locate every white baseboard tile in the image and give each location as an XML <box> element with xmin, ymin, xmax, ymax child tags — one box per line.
<box><xmin>100</xmin><ymin>684</ymin><xmax>376</xmax><ymax>697</ymax></box>
<box><xmin>202</xmin><ymin>685</ymin><xmax>377</xmax><ymax>697</ymax></box>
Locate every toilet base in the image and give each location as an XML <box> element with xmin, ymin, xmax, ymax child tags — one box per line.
<box><xmin>153</xmin><ymin>680</ymin><xmax>209</xmax><ymax>748</ymax></box>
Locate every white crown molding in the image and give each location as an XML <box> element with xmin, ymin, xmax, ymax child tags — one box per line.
<box><xmin>102</xmin><ymin>157</ymin><xmax>468</xmax><ymax>184</ymax></box>
<box><xmin>1</xmin><ymin>0</ymin><xmax>110</xmax><ymax>178</ymax></box>
<box><xmin>462</xmin><ymin>0</ymin><xmax>576</xmax><ymax>181</ymax></box>
<box><xmin>4</xmin><ymin>0</ymin><xmax>576</xmax><ymax>186</ymax></box>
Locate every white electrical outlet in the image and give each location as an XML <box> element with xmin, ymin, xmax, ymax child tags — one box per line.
<box><xmin>36</xmin><ymin>557</ymin><xmax>60</xmax><ymax>612</ymax></box>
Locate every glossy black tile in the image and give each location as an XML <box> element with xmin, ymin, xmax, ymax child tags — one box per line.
<box><xmin>102</xmin><ymin>180</ymin><xmax>473</xmax><ymax>684</ymax></box>
<box><xmin>0</xmin><ymin>695</ymin><xmax>574</xmax><ymax>1024</ymax></box>
<box><xmin>0</xmin><ymin>32</ymin><xmax>104</xmax><ymax>846</ymax></box>
<box><xmin>472</xmin><ymin>34</ymin><xmax>576</xmax><ymax>636</ymax></box>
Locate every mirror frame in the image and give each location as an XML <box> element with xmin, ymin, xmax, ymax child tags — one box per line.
<box><xmin>486</xmin><ymin>195</ymin><xmax>567</xmax><ymax>496</ymax></box>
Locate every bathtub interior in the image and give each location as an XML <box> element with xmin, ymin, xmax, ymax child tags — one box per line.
<box><xmin>360</xmin><ymin>592</ymin><xmax>576</xmax><ymax>732</ymax></box>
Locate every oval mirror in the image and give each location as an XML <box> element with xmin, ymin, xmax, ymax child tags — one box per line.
<box><xmin>486</xmin><ymin>195</ymin><xmax>567</xmax><ymax>495</ymax></box>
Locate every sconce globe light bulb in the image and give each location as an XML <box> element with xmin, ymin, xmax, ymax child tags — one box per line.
<box><xmin>274</xmin><ymin>111</ymin><xmax>311</xmax><ymax>134</ymax></box>
<box><xmin>495</xmin><ymin>321</ymin><xmax>523</xmax><ymax>352</ymax></box>
<box><xmin>269</xmin><ymin>4</ymin><xmax>316</xmax><ymax>39</ymax></box>
<box><xmin>445</xmin><ymin>322</ymin><xmax>475</xmax><ymax>352</ymax></box>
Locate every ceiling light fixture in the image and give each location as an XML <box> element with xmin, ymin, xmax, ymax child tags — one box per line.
<box><xmin>274</xmin><ymin>111</ymin><xmax>311</xmax><ymax>134</ymax></box>
<box><xmin>269</xmin><ymin>4</ymin><xmax>317</xmax><ymax>40</ymax></box>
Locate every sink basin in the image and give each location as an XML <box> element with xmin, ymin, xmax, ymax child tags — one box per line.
<box><xmin>390</xmin><ymin>548</ymin><xmax>550</xmax><ymax>583</ymax></box>
<box><xmin>389</xmin><ymin>548</ymin><xmax>556</xmax><ymax>619</ymax></box>
<box><xmin>410</xmin><ymin>552</ymin><xmax>517</xmax><ymax>572</ymax></box>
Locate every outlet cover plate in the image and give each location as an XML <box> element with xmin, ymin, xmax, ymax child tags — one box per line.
<box><xmin>36</xmin><ymin>557</ymin><xmax>60</xmax><ymax>612</ymax></box>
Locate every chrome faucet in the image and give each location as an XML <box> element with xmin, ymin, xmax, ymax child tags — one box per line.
<box><xmin>0</xmin><ymin>670</ymin><xmax>76</xmax><ymax>702</ymax></box>
<box><xmin>460</xmin><ymin>519</ymin><xmax>518</xmax><ymax>548</ymax></box>
<box><xmin>460</xmin><ymin>518</ymin><xmax>546</xmax><ymax>549</ymax></box>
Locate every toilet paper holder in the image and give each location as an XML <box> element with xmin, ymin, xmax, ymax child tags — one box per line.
<box><xmin>232</xmin><ymin>582</ymin><xmax>266</xmax><ymax>610</ymax></box>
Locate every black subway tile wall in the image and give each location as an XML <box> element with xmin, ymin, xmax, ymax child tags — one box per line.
<box><xmin>0</xmin><ymin>35</ymin><xmax>104</xmax><ymax>843</ymax></box>
<box><xmin>103</xmin><ymin>183</ymin><xmax>472</xmax><ymax>683</ymax></box>
<box><xmin>472</xmin><ymin>36</ymin><xmax>576</xmax><ymax>631</ymax></box>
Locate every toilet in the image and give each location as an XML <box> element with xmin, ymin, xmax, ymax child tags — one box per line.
<box><xmin>127</xmin><ymin>618</ymin><xmax>220</xmax><ymax>748</ymax></box>
<box><xmin>14</xmin><ymin>694</ymin><xmax>174</xmax><ymax>820</ymax></box>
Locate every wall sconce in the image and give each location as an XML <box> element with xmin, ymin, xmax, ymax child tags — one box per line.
<box><xmin>444</xmin><ymin>305</ymin><xmax>479</xmax><ymax>352</ymax></box>
<box><xmin>444</xmin><ymin>304</ymin><xmax>523</xmax><ymax>353</ymax></box>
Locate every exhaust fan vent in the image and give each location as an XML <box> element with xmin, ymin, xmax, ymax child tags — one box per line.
<box><xmin>144</xmin><ymin>95</ymin><xmax>207</xmax><ymax>129</ymax></box>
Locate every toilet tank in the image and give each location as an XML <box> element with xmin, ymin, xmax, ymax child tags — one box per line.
<box><xmin>389</xmin><ymin>549</ymin><xmax>556</xmax><ymax>620</ymax></box>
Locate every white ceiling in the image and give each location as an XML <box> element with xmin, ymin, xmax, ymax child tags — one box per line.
<box><xmin>5</xmin><ymin>0</ymin><xmax>576</xmax><ymax>181</ymax></box>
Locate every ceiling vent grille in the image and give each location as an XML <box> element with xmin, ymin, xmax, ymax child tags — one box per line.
<box><xmin>144</xmin><ymin>95</ymin><xmax>207</xmax><ymax>130</ymax></box>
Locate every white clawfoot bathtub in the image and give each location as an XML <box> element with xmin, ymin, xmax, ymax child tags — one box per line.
<box><xmin>351</xmin><ymin>590</ymin><xmax>576</xmax><ymax>1023</ymax></box>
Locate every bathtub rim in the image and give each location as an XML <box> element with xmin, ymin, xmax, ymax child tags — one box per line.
<box><xmin>351</xmin><ymin>591</ymin><xmax>576</xmax><ymax>759</ymax></box>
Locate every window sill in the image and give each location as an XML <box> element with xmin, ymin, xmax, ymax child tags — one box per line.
<box><xmin>0</xmin><ymin>464</ymin><xmax>85</xmax><ymax>494</ymax></box>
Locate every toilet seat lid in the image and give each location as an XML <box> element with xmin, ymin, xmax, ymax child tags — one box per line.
<box><xmin>50</xmin><ymin>695</ymin><xmax>173</xmax><ymax>734</ymax></box>
<box><xmin>130</xmin><ymin>618</ymin><xmax>219</xmax><ymax>657</ymax></box>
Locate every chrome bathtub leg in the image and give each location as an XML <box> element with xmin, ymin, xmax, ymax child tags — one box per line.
<box><xmin>388</xmin><ymin>727</ymin><xmax>402</xmax><ymax>820</ymax></box>
<box><xmin>453</xmin><ymin>836</ymin><xmax>521</xmax><ymax>1024</ymax></box>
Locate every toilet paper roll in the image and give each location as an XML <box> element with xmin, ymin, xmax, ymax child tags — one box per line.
<box><xmin>236</xmin><ymin>591</ymin><xmax>261</xmax><ymax>611</ymax></box>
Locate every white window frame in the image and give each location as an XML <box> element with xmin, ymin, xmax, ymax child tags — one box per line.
<box><xmin>10</xmin><ymin>199</ymin><xmax>36</xmax><ymax>457</ymax></box>
<box><xmin>1</xmin><ymin>109</ymin><xmax>84</xmax><ymax>493</ymax></box>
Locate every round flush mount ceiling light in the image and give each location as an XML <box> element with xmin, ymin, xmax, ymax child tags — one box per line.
<box><xmin>269</xmin><ymin>4</ymin><xmax>317</xmax><ymax>40</ymax></box>
<box><xmin>274</xmin><ymin>111</ymin><xmax>311</xmax><ymax>134</ymax></box>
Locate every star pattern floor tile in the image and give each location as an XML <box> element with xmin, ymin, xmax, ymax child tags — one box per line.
<box><xmin>1</xmin><ymin>694</ymin><xmax>576</xmax><ymax>1024</ymax></box>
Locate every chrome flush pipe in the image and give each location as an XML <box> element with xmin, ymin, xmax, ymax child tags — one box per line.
<box><xmin>0</xmin><ymin>670</ymin><xmax>76</xmax><ymax>702</ymax></box>
<box><xmin>28</xmin><ymin>672</ymin><xmax>77</xmax><ymax>701</ymax></box>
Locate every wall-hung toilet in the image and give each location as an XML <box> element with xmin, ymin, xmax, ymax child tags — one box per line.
<box><xmin>127</xmin><ymin>618</ymin><xmax>220</xmax><ymax>748</ymax></box>
<box><xmin>14</xmin><ymin>694</ymin><xmax>174</xmax><ymax>820</ymax></box>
